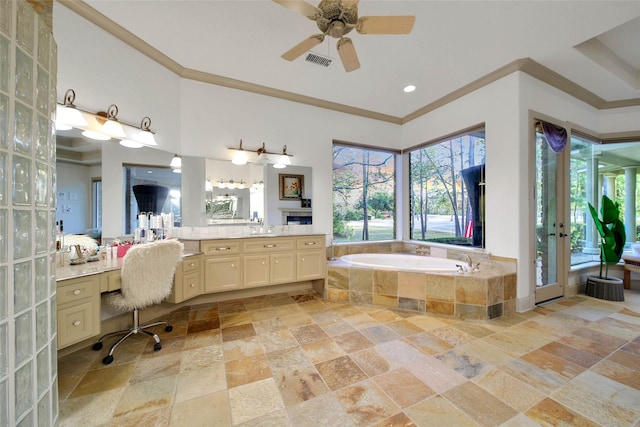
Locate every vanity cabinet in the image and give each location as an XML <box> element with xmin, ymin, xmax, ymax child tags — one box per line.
<box><xmin>202</xmin><ymin>239</ymin><xmax>243</xmax><ymax>293</ymax></box>
<box><xmin>296</xmin><ymin>236</ymin><xmax>326</xmax><ymax>281</ymax></box>
<box><xmin>168</xmin><ymin>255</ymin><xmax>203</xmax><ymax>303</ymax></box>
<box><xmin>243</xmin><ymin>252</ymin><xmax>296</xmax><ymax>287</ymax></box>
<box><xmin>57</xmin><ymin>275</ymin><xmax>101</xmax><ymax>349</ymax></box>
<box><xmin>200</xmin><ymin>235</ymin><xmax>325</xmax><ymax>292</ymax></box>
<box><xmin>242</xmin><ymin>238</ymin><xmax>296</xmax><ymax>288</ymax></box>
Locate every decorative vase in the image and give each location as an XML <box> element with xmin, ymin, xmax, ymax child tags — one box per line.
<box><xmin>585</xmin><ymin>276</ymin><xmax>624</xmax><ymax>301</ymax></box>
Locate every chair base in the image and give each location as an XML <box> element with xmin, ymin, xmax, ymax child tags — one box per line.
<box><xmin>92</xmin><ymin>308</ymin><xmax>172</xmax><ymax>364</ymax></box>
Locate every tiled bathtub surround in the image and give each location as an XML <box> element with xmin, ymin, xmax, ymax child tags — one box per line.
<box><xmin>326</xmin><ymin>242</ymin><xmax>517</xmax><ymax>319</ymax></box>
<box><xmin>327</xmin><ymin>248</ymin><xmax>516</xmax><ymax>320</ymax></box>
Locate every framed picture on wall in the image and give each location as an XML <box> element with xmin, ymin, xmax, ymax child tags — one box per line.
<box><xmin>279</xmin><ymin>174</ymin><xmax>304</xmax><ymax>200</ymax></box>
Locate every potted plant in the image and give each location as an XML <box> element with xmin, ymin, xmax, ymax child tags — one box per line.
<box><xmin>585</xmin><ymin>194</ymin><xmax>626</xmax><ymax>301</ymax></box>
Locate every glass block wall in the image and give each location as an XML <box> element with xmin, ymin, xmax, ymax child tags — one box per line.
<box><xmin>0</xmin><ymin>0</ymin><xmax>59</xmax><ymax>425</ymax></box>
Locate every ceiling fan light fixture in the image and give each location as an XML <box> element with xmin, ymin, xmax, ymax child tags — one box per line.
<box><xmin>403</xmin><ymin>84</ymin><xmax>416</xmax><ymax>93</ymax></box>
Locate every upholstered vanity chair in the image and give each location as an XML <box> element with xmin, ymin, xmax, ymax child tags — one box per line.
<box><xmin>92</xmin><ymin>239</ymin><xmax>184</xmax><ymax>365</ymax></box>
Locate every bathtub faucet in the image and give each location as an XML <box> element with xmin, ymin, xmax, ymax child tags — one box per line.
<box><xmin>458</xmin><ymin>253</ymin><xmax>472</xmax><ymax>269</ymax></box>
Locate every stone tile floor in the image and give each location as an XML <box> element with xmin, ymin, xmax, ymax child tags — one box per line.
<box><xmin>58</xmin><ymin>290</ymin><xmax>640</xmax><ymax>426</ymax></box>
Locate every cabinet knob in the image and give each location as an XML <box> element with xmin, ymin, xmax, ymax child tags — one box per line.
<box><xmin>73</xmin><ymin>289</ymin><xmax>81</xmax><ymax>295</ymax></box>
<box><xmin>216</xmin><ymin>247</ymin><xmax>231</xmax><ymax>251</ymax></box>
<box><xmin>263</xmin><ymin>244</ymin><xmax>276</xmax><ymax>248</ymax></box>
<box><xmin>72</xmin><ymin>320</ymin><xmax>81</xmax><ymax>327</ymax></box>
<box><xmin>190</xmin><ymin>283</ymin><xmax>195</xmax><ymax>288</ymax></box>
<box><xmin>274</xmin><ymin>260</ymin><xmax>278</xmax><ymax>264</ymax></box>
<box><xmin>231</xmin><ymin>264</ymin><xmax>235</xmax><ymax>268</ymax></box>
<box><xmin>190</xmin><ymin>262</ymin><xmax>196</xmax><ymax>267</ymax></box>
<box><xmin>301</xmin><ymin>258</ymin><xmax>305</xmax><ymax>261</ymax></box>
<box><xmin>262</xmin><ymin>261</ymin><xmax>266</xmax><ymax>265</ymax></box>
<box><xmin>305</xmin><ymin>242</ymin><xmax>316</xmax><ymax>246</ymax></box>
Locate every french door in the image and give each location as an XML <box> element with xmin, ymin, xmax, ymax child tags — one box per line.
<box><xmin>535</xmin><ymin>122</ymin><xmax>569</xmax><ymax>303</ymax></box>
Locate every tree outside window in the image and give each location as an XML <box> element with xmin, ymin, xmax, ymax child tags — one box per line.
<box><xmin>408</xmin><ymin>129</ymin><xmax>486</xmax><ymax>247</ymax></box>
<box><xmin>333</xmin><ymin>144</ymin><xmax>396</xmax><ymax>242</ymax></box>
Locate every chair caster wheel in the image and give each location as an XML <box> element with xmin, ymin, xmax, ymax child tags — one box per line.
<box><xmin>154</xmin><ymin>342</ymin><xmax>162</xmax><ymax>351</ymax></box>
<box><xmin>102</xmin><ymin>355</ymin><xmax>114</xmax><ymax>365</ymax></box>
<box><xmin>92</xmin><ymin>342</ymin><xmax>103</xmax><ymax>351</ymax></box>
<box><xmin>165</xmin><ymin>325</ymin><xmax>173</xmax><ymax>332</ymax></box>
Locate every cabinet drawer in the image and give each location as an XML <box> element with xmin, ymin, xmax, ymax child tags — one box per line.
<box><xmin>99</xmin><ymin>270</ymin><xmax>122</xmax><ymax>293</ymax></box>
<box><xmin>181</xmin><ymin>270</ymin><xmax>202</xmax><ymax>300</ymax></box>
<box><xmin>202</xmin><ymin>240</ymin><xmax>241</xmax><ymax>256</ymax></box>
<box><xmin>57</xmin><ymin>277</ymin><xmax>98</xmax><ymax>305</ymax></box>
<box><xmin>57</xmin><ymin>300</ymin><xmax>99</xmax><ymax>348</ymax></box>
<box><xmin>182</xmin><ymin>257</ymin><xmax>201</xmax><ymax>273</ymax></box>
<box><xmin>243</xmin><ymin>238</ymin><xmax>294</xmax><ymax>253</ymax></box>
<box><xmin>296</xmin><ymin>236</ymin><xmax>325</xmax><ymax>250</ymax></box>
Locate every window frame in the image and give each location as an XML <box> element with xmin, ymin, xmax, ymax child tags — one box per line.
<box><xmin>332</xmin><ymin>141</ymin><xmax>399</xmax><ymax>243</ymax></box>
<box><xmin>405</xmin><ymin>125</ymin><xmax>486</xmax><ymax>248</ymax></box>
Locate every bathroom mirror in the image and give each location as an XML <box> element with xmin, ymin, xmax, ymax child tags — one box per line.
<box><xmin>56</xmin><ymin>128</ymin><xmax>314</xmax><ymax>233</ymax></box>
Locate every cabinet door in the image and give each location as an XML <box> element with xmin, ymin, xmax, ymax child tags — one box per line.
<box><xmin>205</xmin><ymin>256</ymin><xmax>242</xmax><ymax>292</ymax></box>
<box><xmin>182</xmin><ymin>270</ymin><xmax>203</xmax><ymax>300</ymax></box>
<box><xmin>271</xmin><ymin>253</ymin><xmax>295</xmax><ymax>284</ymax></box>
<box><xmin>244</xmin><ymin>255</ymin><xmax>270</xmax><ymax>288</ymax></box>
<box><xmin>57</xmin><ymin>300</ymin><xmax>99</xmax><ymax>349</ymax></box>
<box><xmin>297</xmin><ymin>250</ymin><xmax>325</xmax><ymax>281</ymax></box>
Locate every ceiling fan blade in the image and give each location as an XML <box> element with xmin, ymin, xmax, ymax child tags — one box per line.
<box><xmin>281</xmin><ymin>34</ymin><xmax>325</xmax><ymax>61</ymax></box>
<box><xmin>337</xmin><ymin>38</ymin><xmax>360</xmax><ymax>72</ymax></box>
<box><xmin>272</xmin><ymin>0</ymin><xmax>318</xmax><ymax>19</ymax></box>
<box><xmin>356</xmin><ymin>16</ymin><xmax>416</xmax><ymax>34</ymax></box>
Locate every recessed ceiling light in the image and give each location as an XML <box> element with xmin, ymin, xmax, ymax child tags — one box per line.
<box><xmin>403</xmin><ymin>85</ymin><xmax>416</xmax><ymax>93</ymax></box>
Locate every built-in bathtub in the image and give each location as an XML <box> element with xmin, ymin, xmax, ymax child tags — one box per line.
<box><xmin>341</xmin><ymin>253</ymin><xmax>461</xmax><ymax>273</ymax></box>
<box><xmin>327</xmin><ymin>251</ymin><xmax>517</xmax><ymax>320</ymax></box>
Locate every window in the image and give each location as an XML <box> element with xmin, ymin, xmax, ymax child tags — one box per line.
<box><xmin>408</xmin><ymin>128</ymin><xmax>486</xmax><ymax>247</ymax></box>
<box><xmin>333</xmin><ymin>144</ymin><xmax>396</xmax><ymax>242</ymax></box>
<box><xmin>569</xmin><ymin>135</ymin><xmax>640</xmax><ymax>266</ymax></box>
<box><xmin>91</xmin><ymin>178</ymin><xmax>102</xmax><ymax>230</ymax></box>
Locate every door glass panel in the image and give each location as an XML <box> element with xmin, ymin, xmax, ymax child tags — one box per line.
<box><xmin>536</xmin><ymin>131</ymin><xmax>558</xmax><ymax>287</ymax></box>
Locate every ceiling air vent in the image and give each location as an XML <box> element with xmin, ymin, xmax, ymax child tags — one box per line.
<box><xmin>305</xmin><ymin>52</ymin><xmax>333</xmax><ymax>68</ymax></box>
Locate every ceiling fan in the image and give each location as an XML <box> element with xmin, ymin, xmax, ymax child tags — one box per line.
<box><xmin>273</xmin><ymin>0</ymin><xmax>415</xmax><ymax>72</ymax></box>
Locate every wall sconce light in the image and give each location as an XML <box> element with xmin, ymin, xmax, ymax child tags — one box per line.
<box><xmin>227</xmin><ymin>140</ymin><xmax>293</xmax><ymax>168</ymax></box>
<box><xmin>217</xmin><ymin>179</ymin><xmax>246</xmax><ymax>189</ymax></box>
<box><xmin>231</xmin><ymin>139</ymin><xmax>249</xmax><ymax>165</ymax></box>
<box><xmin>254</xmin><ymin>143</ymin><xmax>269</xmax><ymax>166</ymax></box>
<box><xmin>273</xmin><ymin>145</ymin><xmax>292</xmax><ymax>169</ymax></box>
<box><xmin>170</xmin><ymin>154</ymin><xmax>182</xmax><ymax>169</ymax></box>
<box><xmin>55</xmin><ymin>89</ymin><xmax>158</xmax><ymax>149</ymax></box>
<box><xmin>56</xmin><ymin>89</ymin><xmax>88</xmax><ymax>129</ymax></box>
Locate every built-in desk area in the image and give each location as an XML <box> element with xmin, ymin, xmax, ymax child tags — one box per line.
<box><xmin>55</xmin><ymin>234</ymin><xmax>327</xmax><ymax>350</ymax></box>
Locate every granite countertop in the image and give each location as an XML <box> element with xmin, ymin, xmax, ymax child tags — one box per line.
<box><xmin>55</xmin><ymin>252</ymin><xmax>200</xmax><ymax>282</ymax></box>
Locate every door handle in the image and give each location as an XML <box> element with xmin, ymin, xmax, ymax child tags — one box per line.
<box><xmin>549</xmin><ymin>233</ymin><xmax>556</xmax><ymax>236</ymax></box>
<box><xmin>559</xmin><ymin>233</ymin><xmax>568</xmax><ymax>237</ymax></box>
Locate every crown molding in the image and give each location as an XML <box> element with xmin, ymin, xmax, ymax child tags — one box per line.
<box><xmin>59</xmin><ymin>1</ymin><xmax>640</xmax><ymax>126</ymax></box>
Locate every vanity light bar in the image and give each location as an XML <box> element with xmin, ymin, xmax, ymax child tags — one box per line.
<box><xmin>56</xmin><ymin>89</ymin><xmax>158</xmax><ymax>147</ymax></box>
<box><xmin>227</xmin><ymin>140</ymin><xmax>293</xmax><ymax>168</ymax></box>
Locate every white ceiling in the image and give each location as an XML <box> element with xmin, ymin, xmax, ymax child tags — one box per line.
<box><xmin>75</xmin><ymin>1</ymin><xmax>640</xmax><ymax>119</ymax></box>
